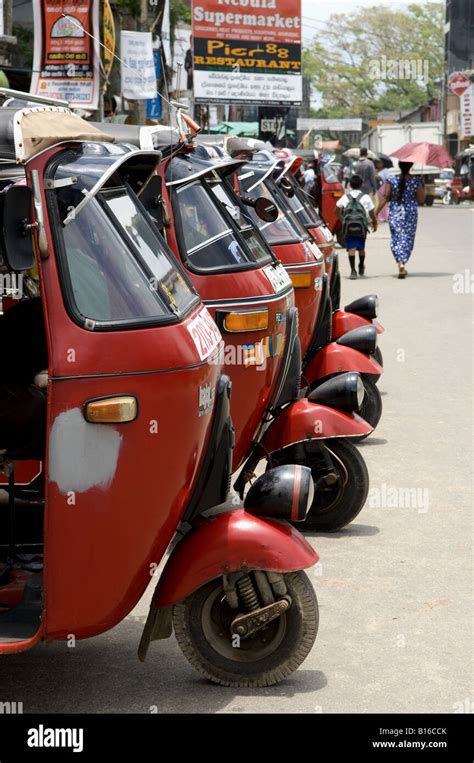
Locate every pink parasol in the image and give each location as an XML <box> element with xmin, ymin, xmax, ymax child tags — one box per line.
<box><xmin>390</xmin><ymin>142</ymin><xmax>454</xmax><ymax>169</ymax></box>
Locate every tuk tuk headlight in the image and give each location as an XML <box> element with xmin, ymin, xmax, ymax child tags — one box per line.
<box><xmin>336</xmin><ymin>325</ymin><xmax>377</xmax><ymax>355</ymax></box>
<box><xmin>356</xmin><ymin>375</ymin><xmax>365</xmax><ymax>408</ymax></box>
<box><xmin>344</xmin><ymin>294</ymin><xmax>379</xmax><ymax>320</ymax></box>
<box><xmin>244</xmin><ymin>464</ymin><xmax>314</xmax><ymax>521</ymax></box>
<box><xmin>308</xmin><ymin>372</ymin><xmax>364</xmax><ymax>413</ymax></box>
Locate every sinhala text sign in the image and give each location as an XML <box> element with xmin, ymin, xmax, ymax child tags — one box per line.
<box><xmin>192</xmin><ymin>0</ymin><xmax>302</xmax><ymax>105</ymax></box>
<box><xmin>31</xmin><ymin>0</ymin><xmax>100</xmax><ymax>109</ymax></box>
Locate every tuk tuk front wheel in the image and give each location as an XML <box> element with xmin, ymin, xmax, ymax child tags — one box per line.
<box><xmin>271</xmin><ymin>439</ymin><xmax>369</xmax><ymax>531</ymax></box>
<box><xmin>173</xmin><ymin>571</ymin><xmax>318</xmax><ymax>688</ymax></box>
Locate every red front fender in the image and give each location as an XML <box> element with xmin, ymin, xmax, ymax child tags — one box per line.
<box><xmin>261</xmin><ymin>399</ymin><xmax>372</xmax><ymax>454</ymax></box>
<box><xmin>332</xmin><ymin>310</ymin><xmax>384</xmax><ymax>339</ymax></box>
<box><xmin>153</xmin><ymin>509</ymin><xmax>318</xmax><ymax>607</ymax></box>
<box><xmin>304</xmin><ymin>342</ymin><xmax>383</xmax><ymax>382</ymax></box>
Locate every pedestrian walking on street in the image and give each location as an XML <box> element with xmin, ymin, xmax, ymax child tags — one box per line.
<box><xmin>304</xmin><ymin>162</ymin><xmax>317</xmax><ymax>195</ymax></box>
<box><xmin>378</xmin><ymin>161</ymin><xmax>426</xmax><ymax>279</ymax></box>
<box><xmin>336</xmin><ymin>174</ymin><xmax>378</xmax><ymax>279</ymax></box>
<box><xmin>353</xmin><ymin>147</ymin><xmax>378</xmax><ymax>198</ymax></box>
<box><xmin>375</xmin><ymin>159</ymin><xmax>390</xmax><ymax>222</ymax></box>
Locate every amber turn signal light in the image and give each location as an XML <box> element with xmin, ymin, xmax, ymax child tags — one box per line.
<box><xmin>84</xmin><ymin>396</ymin><xmax>138</xmax><ymax>424</ymax></box>
<box><xmin>223</xmin><ymin>309</ymin><xmax>268</xmax><ymax>332</ymax></box>
<box><xmin>289</xmin><ymin>272</ymin><xmax>312</xmax><ymax>289</ymax></box>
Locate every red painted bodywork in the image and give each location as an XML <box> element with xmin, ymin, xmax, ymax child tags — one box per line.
<box><xmin>162</xmin><ymin>172</ymin><xmax>294</xmax><ymax>470</ymax></box>
<box><xmin>320</xmin><ymin>177</ymin><xmax>344</xmax><ymax>234</ymax></box>
<box><xmin>153</xmin><ymin>508</ymin><xmax>318</xmax><ymax>606</ymax></box>
<box><xmin>268</xmin><ymin>240</ymin><xmax>325</xmax><ymax>358</ymax></box>
<box><xmin>332</xmin><ymin>311</ymin><xmax>385</xmax><ymax>340</ymax></box>
<box><xmin>308</xmin><ymin>223</ymin><xmax>336</xmax><ymax>281</ymax></box>
<box><xmin>1</xmin><ymin>147</ymin><xmax>226</xmax><ymax>650</ymax></box>
<box><xmin>305</xmin><ymin>343</ymin><xmax>383</xmax><ymax>381</ymax></box>
<box><xmin>1</xmin><ymin>142</ymin><xmax>321</xmax><ymax>656</ymax></box>
<box><xmin>261</xmin><ymin>400</ymin><xmax>372</xmax><ymax>453</ymax></box>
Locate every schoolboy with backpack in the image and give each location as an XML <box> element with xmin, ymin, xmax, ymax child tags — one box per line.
<box><xmin>336</xmin><ymin>174</ymin><xmax>378</xmax><ymax>279</ymax></box>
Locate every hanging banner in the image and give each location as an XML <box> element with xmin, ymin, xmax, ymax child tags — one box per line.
<box><xmin>121</xmin><ymin>31</ymin><xmax>156</xmax><ymax>100</ymax></box>
<box><xmin>30</xmin><ymin>0</ymin><xmax>100</xmax><ymax>109</ymax></box>
<box><xmin>102</xmin><ymin>0</ymin><xmax>115</xmax><ymax>90</ymax></box>
<box><xmin>146</xmin><ymin>48</ymin><xmax>163</xmax><ymax>120</ymax></box>
<box><xmin>192</xmin><ymin>0</ymin><xmax>302</xmax><ymax>105</ymax></box>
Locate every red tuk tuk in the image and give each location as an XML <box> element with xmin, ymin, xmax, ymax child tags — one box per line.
<box><xmin>99</xmin><ymin>119</ymin><xmax>375</xmax><ymax>530</ymax></box>
<box><xmin>0</xmin><ymin>98</ymin><xmax>320</xmax><ymax>687</ymax></box>
<box><xmin>224</xmin><ymin>148</ymin><xmax>383</xmax><ymax>430</ymax></box>
<box><xmin>450</xmin><ymin>148</ymin><xmax>474</xmax><ymax>203</ymax></box>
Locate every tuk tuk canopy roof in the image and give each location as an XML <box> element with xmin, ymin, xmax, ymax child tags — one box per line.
<box><xmin>166</xmin><ymin>143</ymin><xmax>245</xmax><ymax>187</ymax></box>
<box><xmin>0</xmin><ymin>106</ymin><xmax>114</xmax><ymax>164</ymax></box>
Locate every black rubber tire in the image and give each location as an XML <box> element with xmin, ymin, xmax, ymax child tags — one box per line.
<box><xmin>351</xmin><ymin>377</ymin><xmax>383</xmax><ymax>442</ymax></box>
<box><xmin>425</xmin><ymin>196</ymin><xmax>434</xmax><ymax>206</ymax></box>
<box><xmin>373</xmin><ymin>345</ymin><xmax>383</xmax><ymax>367</ymax></box>
<box><xmin>173</xmin><ymin>571</ymin><xmax>318</xmax><ymax>688</ymax></box>
<box><xmin>302</xmin><ymin>439</ymin><xmax>368</xmax><ymax>531</ymax></box>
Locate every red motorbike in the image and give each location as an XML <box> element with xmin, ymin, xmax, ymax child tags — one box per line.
<box><xmin>0</xmin><ymin>95</ymin><xmax>320</xmax><ymax>687</ymax></box>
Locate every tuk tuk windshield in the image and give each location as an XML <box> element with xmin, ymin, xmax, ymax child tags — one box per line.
<box><xmin>53</xmin><ymin>182</ymin><xmax>198</xmax><ymax>327</ymax></box>
<box><xmin>206</xmin><ymin>178</ymin><xmax>271</xmax><ymax>264</ymax></box>
<box><xmin>284</xmin><ymin>183</ymin><xmax>322</xmax><ymax>227</ymax></box>
<box><xmin>174</xmin><ymin>180</ymin><xmax>268</xmax><ymax>272</ymax></box>
<box><xmin>322</xmin><ymin>163</ymin><xmax>340</xmax><ymax>184</ymax></box>
<box><xmin>241</xmin><ymin>180</ymin><xmax>303</xmax><ymax>246</ymax></box>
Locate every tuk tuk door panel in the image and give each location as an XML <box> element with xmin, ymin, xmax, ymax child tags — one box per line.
<box><xmin>44</xmin><ymin>361</ymin><xmax>219</xmax><ymax>640</ymax></box>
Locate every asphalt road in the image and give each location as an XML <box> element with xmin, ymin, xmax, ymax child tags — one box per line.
<box><xmin>3</xmin><ymin>205</ymin><xmax>472</xmax><ymax>714</ymax></box>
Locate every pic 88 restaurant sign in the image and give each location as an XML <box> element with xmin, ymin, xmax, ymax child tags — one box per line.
<box><xmin>192</xmin><ymin>0</ymin><xmax>302</xmax><ymax>105</ymax></box>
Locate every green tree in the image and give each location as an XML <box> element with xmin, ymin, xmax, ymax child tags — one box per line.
<box><xmin>170</xmin><ymin>0</ymin><xmax>191</xmax><ymax>45</ymax></box>
<box><xmin>303</xmin><ymin>2</ymin><xmax>444</xmax><ymax>119</ymax></box>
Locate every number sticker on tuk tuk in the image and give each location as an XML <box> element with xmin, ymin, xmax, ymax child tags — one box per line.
<box><xmin>187</xmin><ymin>308</ymin><xmax>222</xmax><ymax>361</ymax></box>
<box><xmin>263</xmin><ymin>264</ymin><xmax>292</xmax><ymax>294</ymax></box>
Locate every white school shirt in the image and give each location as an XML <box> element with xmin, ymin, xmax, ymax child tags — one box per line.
<box><xmin>336</xmin><ymin>190</ymin><xmax>375</xmax><ymax>219</ymax></box>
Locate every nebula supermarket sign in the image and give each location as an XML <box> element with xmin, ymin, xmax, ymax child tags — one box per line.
<box><xmin>192</xmin><ymin>0</ymin><xmax>302</xmax><ymax>105</ymax></box>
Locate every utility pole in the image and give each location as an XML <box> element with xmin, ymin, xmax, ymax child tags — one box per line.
<box><xmin>134</xmin><ymin>0</ymin><xmax>149</xmax><ymax>125</ymax></box>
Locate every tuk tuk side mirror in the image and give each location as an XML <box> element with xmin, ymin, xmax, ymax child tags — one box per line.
<box><xmin>3</xmin><ymin>186</ymin><xmax>36</xmax><ymax>271</ymax></box>
<box><xmin>280</xmin><ymin>177</ymin><xmax>295</xmax><ymax>197</ymax></box>
<box><xmin>241</xmin><ymin>194</ymin><xmax>279</xmax><ymax>222</ymax></box>
<box><xmin>139</xmin><ymin>175</ymin><xmax>165</xmax><ymax>230</ymax></box>
<box><xmin>254</xmin><ymin>197</ymin><xmax>279</xmax><ymax>222</ymax></box>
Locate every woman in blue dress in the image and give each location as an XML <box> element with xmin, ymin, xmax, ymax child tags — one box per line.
<box><xmin>378</xmin><ymin>161</ymin><xmax>426</xmax><ymax>278</ymax></box>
